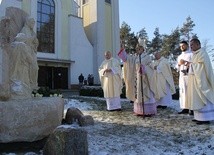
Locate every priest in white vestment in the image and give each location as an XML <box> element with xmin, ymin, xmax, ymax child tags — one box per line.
<box><xmin>99</xmin><ymin>51</ymin><xmax>122</xmax><ymax>111</ymax></box>
<box><xmin>176</xmin><ymin>41</ymin><xmax>193</xmax><ymax>114</ymax></box>
<box><xmin>185</xmin><ymin>38</ymin><xmax>214</xmax><ymax>125</ymax></box>
<box><xmin>151</xmin><ymin>52</ymin><xmax>176</xmax><ymax>108</ymax></box>
<box><xmin>118</xmin><ymin>42</ymin><xmax>157</xmax><ymax>117</ymax></box>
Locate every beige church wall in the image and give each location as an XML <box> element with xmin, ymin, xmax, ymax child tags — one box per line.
<box><xmin>35</xmin><ymin>0</ymin><xmax>70</xmax><ymax>62</ymax></box>
<box><xmin>109</xmin><ymin>0</ymin><xmax>120</xmax><ymax>59</ymax></box>
<box><xmin>19</xmin><ymin>0</ymin><xmax>72</xmax><ymax>62</ymax></box>
<box><xmin>93</xmin><ymin>0</ymin><xmax>106</xmax><ymax>84</ymax></box>
<box><xmin>105</xmin><ymin>3</ymin><xmax>113</xmax><ymax>53</ymax></box>
<box><xmin>81</xmin><ymin>1</ymin><xmax>103</xmax><ymax>84</ymax></box>
<box><xmin>60</xmin><ymin>0</ymin><xmax>72</xmax><ymax>60</ymax></box>
<box><xmin>21</xmin><ymin>0</ymin><xmax>31</xmax><ymax>15</ymax></box>
<box><xmin>37</xmin><ymin>0</ymin><xmax>72</xmax><ymax>61</ymax></box>
<box><xmin>81</xmin><ymin>0</ymin><xmax>120</xmax><ymax>84</ymax></box>
<box><xmin>0</xmin><ymin>0</ymin><xmax>120</xmax><ymax>86</ymax></box>
<box><xmin>36</xmin><ymin>0</ymin><xmax>62</xmax><ymax>60</ymax></box>
<box><xmin>68</xmin><ymin>15</ymin><xmax>93</xmax><ymax>84</ymax></box>
<box><xmin>82</xmin><ymin>3</ymin><xmax>93</xmax><ymax>44</ymax></box>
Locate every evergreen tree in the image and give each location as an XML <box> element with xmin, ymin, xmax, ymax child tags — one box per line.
<box><xmin>150</xmin><ymin>27</ymin><xmax>162</xmax><ymax>54</ymax></box>
<box><xmin>120</xmin><ymin>22</ymin><xmax>137</xmax><ymax>53</ymax></box>
<box><xmin>161</xmin><ymin>28</ymin><xmax>180</xmax><ymax>57</ymax></box>
<box><xmin>180</xmin><ymin>16</ymin><xmax>196</xmax><ymax>42</ymax></box>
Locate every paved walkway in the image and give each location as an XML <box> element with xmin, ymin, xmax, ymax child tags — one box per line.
<box><xmin>61</xmin><ymin>89</ymin><xmax>79</xmax><ymax>98</ymax></box>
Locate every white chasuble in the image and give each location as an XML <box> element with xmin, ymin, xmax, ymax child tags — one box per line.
<box><xmin>187</xmin><ymin>49</ymin><xmax>214</xmax><ymax>110</ymax></box>
<box><xmin>99</xmin><ymin>57</ymin><xmax>122</xmax><ymax>98</ymax></box>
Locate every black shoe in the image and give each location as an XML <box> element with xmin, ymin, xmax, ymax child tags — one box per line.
<box><xmin>108</xmin><ymin>109</ymin><xmax>122</xmax><ymax>112</ymax></box>
<box><xmin>196</xmin><ymin>121</ymin><xmax>210</xmax><ymax>125</ymax></box>
<box><xmin>157</xmin><ymin>105</ymin><xmax>162</xmax><ymax>108</ymax></box>
<box><xmin>157</xmin><ymin>105</ymin><xmax>167</xmax><ymax>109</ymax></box>
<box><xmin>178</xmin><ymin>109</ymin><xmax>189</xmax><ymax>114</ymax></box>
<box><xmin>144</xmin><ymin>114</ymin><xmax>153</xmax><ymax>117</ymax></box>
<box><xmin>161</xmin><ymin>106</ymin><xmax>167</xmax><ymax>109</ymax></box>
<box><xmin>189</xmin><ymin>110</ymin><xmax>194</xmax><ymax>115</ymax></box>
<box><xmin>133</xmin><ymin>113</ymin><xmax>153</xmax><ymax>117</ymax></box>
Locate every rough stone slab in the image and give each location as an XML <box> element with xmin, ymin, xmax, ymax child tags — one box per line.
<box><xmin>0</xmin><ymin>97</ymin><xmax>64</xmax><ymax>143</ymax></box>
<box><xmin>43</xmin><ymin>126</ymin><xmax>88</xmax><ymax>155</ymax></box>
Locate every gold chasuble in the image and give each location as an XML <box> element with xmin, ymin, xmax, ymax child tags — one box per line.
<box><xmin>123</xmin><ymin>53</ymin><xmax>155</xmax><ymax>103</ymax></box>
<box><xmin>118</xmin><ymin>48</ymin><xmax>157</xmax><ymax>116</ymax></box>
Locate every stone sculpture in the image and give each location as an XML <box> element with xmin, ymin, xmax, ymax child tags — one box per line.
<box><xmin>0</xmin><ymin>7</ymin><xmax>64</xmax><ymax>143</ymax></box>
<box><xmin>10</xmin><ymin>18</ymin><xmax>39</xmax><ymax>99</ymax></box>
<box><xmin>0</xmin><ymin>7</ymin><xmax>38</xmax><ymax>100</ymax></box>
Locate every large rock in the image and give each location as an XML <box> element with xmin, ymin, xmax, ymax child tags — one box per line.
<box><xmin>65</xmin><ymin>107</ymin><xmax>84</xmax><ymax>124</ymax></box>
<box><xmin>0</xmin><ymin>97</ymin><xmax>64</xmax><ymax>143</ymax></box>
<box><xmin>43</xmin><ymin>126</ymin><xmax>88</xmax><ymax>155</ymax></box>
<box><xmin>64</xmin><ymin>107</ymin><xmax>94</xmax><ymax>126</ymax></box>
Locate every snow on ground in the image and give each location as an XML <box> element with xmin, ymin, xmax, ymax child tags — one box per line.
<box><xmin>2</xmin><ymin>96</ymin><xmax>214</xmax><ymax>155</ymax></box>
<box><xmin>65</xmin><ymin>97</ymin><xmax>214</xmax><ymax>155</ymax></box>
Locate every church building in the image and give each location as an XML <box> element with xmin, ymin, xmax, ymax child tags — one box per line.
<box><xmin>0</xmin><ymin>0</ymin><xmax>120</xmax><ymax>89</ymax></box>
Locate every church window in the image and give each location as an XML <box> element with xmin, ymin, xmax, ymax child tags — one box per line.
<box><xmin>37</xmin><ymin>0</ymin><xmax>55</xmax><ymax>53</ymax></box>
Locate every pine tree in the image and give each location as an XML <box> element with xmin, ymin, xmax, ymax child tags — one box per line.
<box><xmin>180</xmin><ymin>16</ymin><xmax>196</xmax><ymax>42</ymax></box>
<box><xmin>150</xmin><ymin>27</ymin><xmax>162</xmax><ymax>53</ymax></box>
<box><xmin>120</xmin><ymin>22</ymin><xmax>137</xmax><ymax>53</ymax></box>
<box><xmin>161</xmin><ymin>28</ymin><xmax>180</xmax><ymax>57</ymax></box>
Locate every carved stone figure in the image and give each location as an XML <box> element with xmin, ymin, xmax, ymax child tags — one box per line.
<box><xmin>20</xmin><ymin>17</ymin><xmax>39</xmax><ymax>90</ymax></box>
<box><xmin>10</xmin><ymin>33</ymin><xmax>35</xmax><ymax>98</ymax></box>
<box><xmin>0</xmin><ymin>7</ymin><xmax>39</xmax><ymax>100</ymax></box>
<box><xmin>9</xmin><ymin>18</ymin><xmax>39</xmax><ymax>99</ymax></box>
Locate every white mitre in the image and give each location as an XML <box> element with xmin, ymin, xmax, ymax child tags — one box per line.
<box><xmin>138</xmin><ymin>38</ymin><xmax>145</xmax><ymax>47</ymax></box>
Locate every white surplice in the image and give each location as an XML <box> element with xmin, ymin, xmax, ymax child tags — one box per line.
<box><xmin>176</xmin><ymin>51</ymin><xmax>193</xmax><ymax>109</ymax></box>
<box><xmin>99</xmin><ymin>57</ymin><xmax>122</xmax><ymax>110</ymax></box>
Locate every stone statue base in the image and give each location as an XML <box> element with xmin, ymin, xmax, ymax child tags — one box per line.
<box><xmin>0</xmin><ymin>97</ymin><xmax>64</xmax><ymax>143</ymax></box>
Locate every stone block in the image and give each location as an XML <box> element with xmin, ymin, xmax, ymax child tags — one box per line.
<box><xmin>64</xmin><ymin>107</ymin><xmax>94</xmax><ymax>126</ymax></box>
<box><xmin>43</xmin><ymin>126</ymin><xmax>88</xmax><ymax>155</ymax></box>
<box><xmin>0</xmin><ymin>97</ymin><xmax>64</xmax><ymax>143</ymax></box>
<box><xmin>79</xmin><ymin>115</ymin><xmax>94</xmax><ymax>126</ymax></box>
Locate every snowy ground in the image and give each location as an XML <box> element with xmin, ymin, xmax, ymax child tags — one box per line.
<box><xmin>2</xmin><ymin>96</ymin><xmax>214</xmax><ymax>155</ymax></box>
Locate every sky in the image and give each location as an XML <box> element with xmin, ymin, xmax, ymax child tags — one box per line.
<box><xmin>119</xmin><ymin>0</ymin><xmax>214</xmax><ymax>49</ymax></box>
